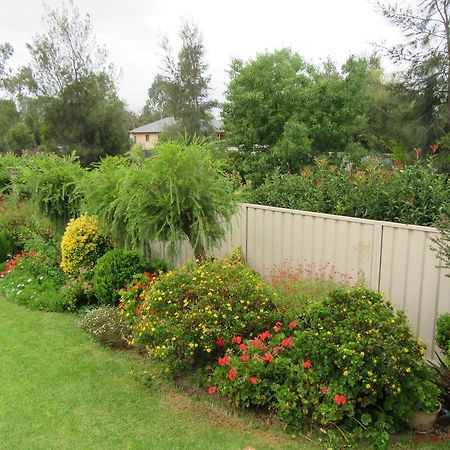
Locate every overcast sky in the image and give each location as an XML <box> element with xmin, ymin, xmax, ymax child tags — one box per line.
<box><xmin>0</xmin><ymin>0</ymin><xmax>404</xmax><ymax>113</ymax></box>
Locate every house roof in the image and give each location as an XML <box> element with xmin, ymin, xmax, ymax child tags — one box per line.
<box><xmin>130</xmin><ymin>117</ymin><xmax>224</xmax><ymax>133</ymax></box>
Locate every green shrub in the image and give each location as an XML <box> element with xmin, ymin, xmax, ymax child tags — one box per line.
<box><xmin>60</xmin><ymin>277</ymin><xmax>96</xmax><ymax>310</ymax></box>
<box><xmin>79</xmin><ymin>306</ymin><xmax>129</xmax><ymax>348</ymax></box>
<box><xmin>122</xmin><ymin>254</ymin><xmax>277</xmax><ymax>372</ymax></box>
<box><xmin>436</xmin><ymin>313</ymin><xmax>450</xmax><ymax>355</ymax></box>
<box><xmin>251</xmin><ymin>159</ymin><xmax>449</xmax><ymax>226</ymax></box>
<box><xmin>60</xmin><ymin>215</ymin><xmax>112</xmax><ymax>276</ymax></box>
<box><xmin>18</xmin><ymin>152</ymin><xmax>85</xmax><ymax>232</ymax></box>
<box><xmin>93</xmin><ymin>249</ymin><xmax>145</xmax><ymax>305</ymax></box>
<box><xmin>0</xmin><ymin>230</ymin><xmax>14</xmax><ymax>263</ymax></box>
<box><xmin>0</xmin><ymin>152</ymin><xmax>20</xmax><ymax>193</ymax></box>
<box><xmin>211</xmin><ymin>288</ymin><xmax>440</xmax><ymax>449</ymax></box>
<box><xmin>0</xmin><ymin>196</ymin><xmax>54</xmax><ymax>253</ymax></box>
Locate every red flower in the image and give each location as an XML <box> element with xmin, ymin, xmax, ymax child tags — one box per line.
<box><xmin>273</xmin><ymin>346</ymin><xmax>283</xmax><ymax>355</ymax></box>
<box><xmin>288</xmin><ymin>321</ymin><xmax>297</xmax><ymax>328</ymax></box>
<box><xmin>334</xmin><ymin>394</ymin><xmax>347</xmax><ymax>405</ymax></box>
<box><xmin>208</xmin><ymin>385</ymin><xmax>218</xmax><ymax>395</ymax></box>
<box><xmin>240</xmin><ymin>353</ymin><xmax>251</xmax><ymax>361</ymax></box>
<box><xmin>238</xmin><ymin>343</ymin><xmax>247</xmax><ymax>351</ymax></box>
<box><xmin>218</xmin><ymin>356</ymin><xmax>230</xmax><ymax>366</ymax></box>
<box><xmin>231</xmin><ymin>336</ymin><xmax>242</xmax><ymax>344</ymax></box>
<box><xmin>261</xmin><ymin>345</ymin><xmax>268</xmax><ymax>352</ymax></box>
<box><xmin>216</xmin><ymin>337</ymin><xmax>225</xmax><ymax>347</ymax></box>
<box><xmin>321</xmin><ymin>387</ymin><xmax>328</xmax><ymax>395</ymax></box>
<box><xmin>281</xmin><ymin>336</ymin><xmax>294</xmax><ymax>347</ymax></box>
<box><xmin>228</xmin><ymin>368</ymin><xmax>237</xmax><ymax>380</ymax></box>
<box><xmin>251</xmin><ymin>339</ymin><xmax>262</xmax><ymax>347</ymax></box>
<box><xmin>275</xmin><ymin>321</ymin><xmax>283</xmax><ymax>326</ymax></box>
<box><xmin>258</xmin><ymin>330</ymin><xmax>271</xmax><ymax>341</ymax></box>
<box><xmin>249</xmin><ymin>376</ymin><xmax>257</xmax><ymax>385</ymax></box>
<box><xmin>303</xmin><ymin>360</ymin><xmax>312</xmax><ymax>369</ymax></box>
<box><xmin>262</xmin><ymin>352</ymin><xmax>274</xmax><ymax>362</ymax></box>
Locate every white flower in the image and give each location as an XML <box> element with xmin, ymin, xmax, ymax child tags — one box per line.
<box><xmin>27</xmin><ymin>278</ymin><xmax>32</xmax><ymax>283</ymax></box>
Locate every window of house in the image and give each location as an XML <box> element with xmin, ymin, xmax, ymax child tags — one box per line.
<box><xmin>145</xmin><ymin>134</ymin><xmax>149</xmax><ymax>142</ymax></box>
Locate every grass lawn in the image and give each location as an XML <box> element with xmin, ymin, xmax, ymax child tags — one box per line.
<box><xmin>0</xmin><ymin>296</ymin><xmax>449</xmax><ymax>450</ymax></box>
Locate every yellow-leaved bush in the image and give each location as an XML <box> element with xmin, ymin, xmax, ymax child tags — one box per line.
<box><xmin>60</xmin><ymin>215</ymin><xmax>111</xmax><ymax>275</ymax></box>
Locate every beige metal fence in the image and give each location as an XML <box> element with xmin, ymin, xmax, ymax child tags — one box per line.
<box><xmin>151</xmin><ymin>203</ymin><xmax>450</xmax><ymax>358</ymax></box>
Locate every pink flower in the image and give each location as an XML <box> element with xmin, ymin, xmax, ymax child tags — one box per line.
<box><xmin>321</xmin><ymin>387</ymin><xmax>328</xmax><ymax>395</ymax></box>
<box><xmin>249</xmin><ymin>376</ymin><xmax>257</xmax><ymax>385</ymax></box>
<box><xmin>251</xmin><ymin>339</ymin><xmax>262</xmax><ymax>347</ymax></box>
<box><xmin>273</xmin><ymin>346</ymin><xmax>283</xmax><ymax>355</ymax></box>
<box><xmin>303</xmin><ymin>360</ymin><xmax>312</xmax><ymax>369</ymax></box>
<box><xmin>240</xmin><ymin>354</ymin><xmax>251</xmax><ymax>361</ymax></box>
<box><xmin>262</xmin><ymin>353</ymin><xmax>274</xmax><ymax>362</ymax></box>
<box><xmin>288</xmin><ymin>321</ymin><xmax>297</xmax><ymax>328</ymax></box>
<box><xmin>208</xmin><ymin>385</ymin><xmax>218</xmax><ymax>395</ymax></box>
<box><xmin>238</xmin><ymin>343</ymin><xmax>247</xmax><ymax>351</ymax></box>
<box><xmin>228</xmin><ymin>368</ymin><xmax>237</xmax><ymax>380</ymax></box>
<box><xmin>216</xmin><ymin>337</ymin><xmax>225</xmax><ymax>347</ymax></box>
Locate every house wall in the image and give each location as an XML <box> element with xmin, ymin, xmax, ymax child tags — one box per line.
<box><xmin>150</xmin><ymin>203</ymin><xmax>450</xmax><ymax>359</ymax></box>
<box><xmin>131</xmin><ymin>132</ymin><xmax>160</xmax><ymax>149</ymax></box>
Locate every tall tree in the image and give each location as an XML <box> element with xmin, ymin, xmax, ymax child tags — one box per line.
<box><xmin>26</xmin><ymin>0</ymin><xmax>109</xmax><ymax>97</ymax></box>
<box><xmin>145</xmin><ymin>21</ymin><xmax>216</xmax><ymax>136</ymax></box>
<box><xmin>377</xmin><ymin>0</ymin><xmax>450</xmax><ymax>132</ymax></box>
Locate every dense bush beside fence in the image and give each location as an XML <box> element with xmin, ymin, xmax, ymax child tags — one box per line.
<box><xmin>251</xmin><ymin>159</ymin><xmax>449</xmax><ymax>226</ymax></box>
<box><xmin>211</xmin><ymin>288</ymin><xmax>440</xmax><ymax>449</ymax></box>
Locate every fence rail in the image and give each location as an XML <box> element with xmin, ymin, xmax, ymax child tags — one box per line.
<box><xmin>151</xmin><ymin>203</ymin><xmax>450</xmax><ymax>358</ymax></box>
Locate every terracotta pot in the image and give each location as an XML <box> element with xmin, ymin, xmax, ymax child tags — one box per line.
<box><xmin>408</xmin><ymin>410</ymin><xmax>439</xmax><ymax>432</ymax></box>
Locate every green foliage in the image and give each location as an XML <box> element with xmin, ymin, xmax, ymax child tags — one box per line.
<box><xmin>251</xmin><ymin>159</ymin><xmax>449</xmax><ymax>226</ymax></box>
<box><xmin>121</xmin><ymin>254</ymin><xmax>277</xmax><ymax>373</ymax></box>
<box><xmin>83</xmin><ymin>139</ymin><xmax>238</xmax><ymax>260</ymax></box>
<box><xmin>60</xmin><ymin>215</ymin><xmax>112</xmax><ymax>276</ymax></box>
<box><xmin>18</xmin><ymin>152</ymin><xmax>85</xmax><ymax>232</ymax></box>
<box><xmin>5</xmin><ymin>122</ymin><xmax>35</xmax><ymax>153</ymax></box>
<box><xmin>0</xmin><ymin>152</ymin><xmax>20</xmax><ymax>193</ymax></box>
<box><xmin>43</xmin><ymin>73</ymin><xmax>130</xmax><ymax>166</ymax></box>
<box><xmin>0</xmin><ymin>230</ymin><xmax>14</xmax><ymax>263</ymax></box>
<box><xmin>93</xmin><ymin>249</ymin><xmax>146</xmax><ymax>306</ymax></box>
<box><xmin>79</xmin><ymin>306</ymin><xmax>129</xmax><ymax>348</ymax></box>
<box><xmin>60</xmin><ymin>277</ymin><xmax>95</xmax><ymax>309</ymax></box>
<box><xmin>212</xmin><ymin>288</ymin><xmax>440</xmax><ymax>449</ymax></box>
<box><xmin>144</xmin><ymin>21</ymin><xmax>217</xmax><ymax>137</ymax></box>
<box><xmin>0</xmin><ymin>99</ymin><xmax>19</xmax><ymax>152</ymax></box>
<box><xmin>0</xmin><ymin>195</ymin><xmax>54</xmax><ymax>253</ymax></box>
<box><xmin>432</xmin><ymin>211</ymin><xmax>450</xmax><ymax>276</ymax></box>
<box><xmin>436</xmin><ymin>313</ymin><xmax>450</xmax><ymax>355</ymax></box>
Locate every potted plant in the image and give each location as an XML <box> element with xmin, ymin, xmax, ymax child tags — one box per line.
<box><xmin>408</xmin><ymin>379</ymin><xmax>441</xmax><ymax>432</ymax></box>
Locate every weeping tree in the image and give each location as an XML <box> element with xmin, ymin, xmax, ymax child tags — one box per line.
<box><xmin>83</xmin><ymin>139</ymin><xmax>238</xmax><ymax>260</ymax></box>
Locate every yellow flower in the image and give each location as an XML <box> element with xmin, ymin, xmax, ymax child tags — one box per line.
<box><xmin>405</xmin><ymin>367</ymin><xmax>411</xmax><ymax>373</ymax></box>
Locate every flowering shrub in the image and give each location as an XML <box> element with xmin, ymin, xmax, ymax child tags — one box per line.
<box><xmin>0</xmin><ymin>251</ymin><xmax>34</xmax><ymax>278</ymax></box>
<box><xmin>122</xmin><ymin>254</ymin><xmax>277</xmax><ymax>372</ymax></box>
<box><xmin>211</xmin><ymin>288</ymin><xmax>440</xmax><ymax>449</ymax></box>
<box><xmin>269</xmin><ymin>261</ymin><xmax>358</xmax><ymax>316</ymax></box>
<box><xmin>79</xmin><ymin>306</ymin><xmax>129</xmax><ymax>348</ymax></box>
<box><xmin>92</xmin><ymin>249</ymin><xmax>146</xmax><ymax>305</ymax></box>
<box><xmin>60</xmin><ymin>215</ymin><xmax>111</xmax><ymax>276</ymax></box>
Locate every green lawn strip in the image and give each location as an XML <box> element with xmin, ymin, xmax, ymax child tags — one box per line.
<box><xmin>0</xmin><ymin>297</ymin><xmax>302</xmax><ymax>450</ymax></box>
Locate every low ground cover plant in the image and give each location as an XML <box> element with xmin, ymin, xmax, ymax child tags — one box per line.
<box><xmin>121</xmin><ymin>253</ymin><xmax>278</xmax><ymax>372</ymax></box>
<box><xmin>79</xmin><ymin>306</ymin><xmax>130</xmax><ymax>348</ymax></box>
<box><xmin>211</xmin><ymin>288</ymin><xmax>440</xmax><ymax>449</ymax></box>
